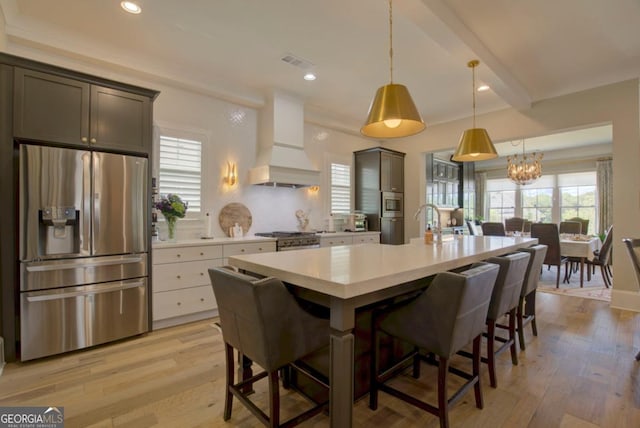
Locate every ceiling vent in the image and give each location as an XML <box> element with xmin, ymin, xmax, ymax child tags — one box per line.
<box><xmin>281</xmin><ymin>53</ymin><xmax>314</xmax><ymax>69</ymax></box>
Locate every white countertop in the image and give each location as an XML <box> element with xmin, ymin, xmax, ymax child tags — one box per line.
<box><xmin>152</xmin><ymin>235</ymin><xmax>276</xmax><ymax>249</ymax></box>
<box><xmin>229</xmin><ymin>235</ymin><xmax>537</xmax><ymax>299</ymax></box>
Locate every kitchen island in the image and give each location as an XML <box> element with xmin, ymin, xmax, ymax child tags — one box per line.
<box><xmin>228</xmin><ymin>235</ymin><xmax>537</xmax><ymax>427</ymax></box>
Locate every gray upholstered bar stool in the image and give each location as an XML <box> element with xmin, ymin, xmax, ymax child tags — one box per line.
<box><xmin>369</xmin><ymin>262</ymin><xmax>500</xmax><ymax>428</ymax></box>
<box><xmin>516</xmin><ymin>245</ymin><xmax>548</xmax><ymax>350</ymax></box>
<box><xmin>208</xmin><ymin>267</ymin><xmax>330</xmax><ymax>427</ymax></box>
<box><xmin>475</xmin><ymin>251</ymin><xmax>530</xmax><ymax>388</ymax></box>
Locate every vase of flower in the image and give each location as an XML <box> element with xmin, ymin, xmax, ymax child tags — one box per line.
<box><xmin>155</xmin><ymin>194</ymin><xmax>188</xmax><ymax>243</ymax></box>
<box><xmin>165</xmin><ymin>215</ymin><xmax>177</xmax><ymax>242</ymax></box>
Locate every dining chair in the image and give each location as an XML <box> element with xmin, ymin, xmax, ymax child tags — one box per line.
<box><xmin>505</xmin><ymin>217</ymin><xmax>525</xmax><ymax>233</ymax></box>
<box><xmin>531</xmin><ymin>223</ymin><xmax>570</xmax><ymax>287</ymax></box>
<box><xmin>516</xmin><ymin>245</ymin><xmax>548</xmax><ymax>350</ymax></box>
<box><xmin>567</xmin><ymin>217</ymin><xmax>589</xmax><ymax>235</ymax></box>
<box><xmin>522</xmin><ymin>220</ymin><xmax>533</xmax><ymax>233</ymax></box>
<box><xmin>586</xmin><ymin>226</ymin><xmax>613</xmax><ymax>287</ymax></box>
<box><xmin>369</xmin><ymin>262</ymin><xmax>500</xmax><ymax>428</ymax></box>
<box><xmin>481</xmin><ymin>222</ymin><xmax>506</xmax><ymax>236</ymax></box>
<box><xmin>463</xmin><ymin>252</ymin><xmax>530</xmax><ymax>388</ymax></box>
<box><xmin>559</xmin><ymin>221</ymin><xmax>582</xmax><ymax>235</ymax></box>
<box><xmin>622</xmin><ymin>237</ymin><xmax>640</xmax><ymax>361</ymax></box>
<box><xmin>466</xmin><ymin>219</ymin><xmax>477</xmax><ymax>235</ymax></box>
<box><xmin>208</xmin><ymin>267</ymin><xmax>330</xmax><ymax>427</ymax></box>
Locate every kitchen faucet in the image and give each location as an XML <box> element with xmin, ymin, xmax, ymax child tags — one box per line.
<box><xmin>414</xmin><ymin>203</ymin><xmax>443</xmax><ymax>245</ymax></box>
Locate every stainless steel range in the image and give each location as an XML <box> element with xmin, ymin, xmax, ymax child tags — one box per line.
<box><xmin>255</xmin><ymin>231</ymin><xmax>320</xmax><ymax>251</ymax></box>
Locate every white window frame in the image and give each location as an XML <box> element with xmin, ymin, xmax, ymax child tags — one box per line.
<box><xmin>324</xmin><ymin>154</ymin><xmax>352</xmax><ymax>216</ymax></box>
<box><xmin>154</xmin><ymin>125</ymin><xmax>208</xmax><ymax>221</ymax></box>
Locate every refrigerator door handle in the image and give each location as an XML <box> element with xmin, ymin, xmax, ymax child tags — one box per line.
<box><xmin>25</xmin><ymin>280</ymin><xmax>145</xmax><ymax>302</ymax></box>
<box><xmin>25</xmin><ymin>255</ymin><xmax>144</xmax><ymax>272</ymax></box>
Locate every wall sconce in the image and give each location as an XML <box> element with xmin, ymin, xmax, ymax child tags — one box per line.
<box><xmin>309</xmin><ymin>186</ymin><xmax>319</xmax><ymax>192</ymax></box>
<box><xmin>225</xmin><ymin>162</ymin><xmax>237</xmax><ymax>186</ymax></box>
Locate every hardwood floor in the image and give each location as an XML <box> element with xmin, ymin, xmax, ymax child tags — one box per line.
<box><xmin>1</xmin><ymin>292</ymin><xmax>640</xmax><ymax>427</ymax></box>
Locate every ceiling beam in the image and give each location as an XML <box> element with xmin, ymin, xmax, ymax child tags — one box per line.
<box><xmin>397</xmin><ymin>0</ymin><xmax>532</xmax><ymax>110</ymax></box>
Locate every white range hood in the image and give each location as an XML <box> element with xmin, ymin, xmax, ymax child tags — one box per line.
<box><xmin>249</xmin><ymin>91</ymin><xmax>320</xmax><ymax>187</ymax></box>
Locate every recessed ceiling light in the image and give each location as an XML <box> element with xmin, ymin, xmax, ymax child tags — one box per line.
<box><xmin>121</xmin><ymin>1</ymin><xmax>142</xmax><ymax>14</ymax></box>
<box><xmin>303</xmin><ymin>72</ymin><xmax>317</xmax><ymax>81</ymax></box>
<box><xmin>477</xmin><ymin>84</ymin><xmax>490</xmax><ymax>92</ymax></box>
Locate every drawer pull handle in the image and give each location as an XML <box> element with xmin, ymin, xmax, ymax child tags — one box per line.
<box><xmin>200</xmin><ymin>252</ymin><xmax>204</xmax><ymax>256</ymax></box>
<box><xmin>259</xmin><ymin>247</ymin><xmax>262</xmax><ymax>251</ymax></box>
<box><xmin>200</xmin><ymin>298</ymin><xmax>205</xmax><ymax>302</ymax></box>
<box><xmin>176</xmin><ymin>254</ymin><xmax>181</xmax><ymax>258</ymax></box>
<box><xmin>177</xmin><ymin>275</ymin><xmax>181</xmax><ymax>279</ymax></box>
<box><xmin>241</xmin><ymin>249</ymin><xmax>245</xmax><ymax>252</ymax></box>
<box><xmin>177</xmin><ymin>302</ymin><xmax>181</xmax><ymax>306</ymax></box>
<box><xmin>200</xmin><ymin>272</ymin><xmax>204</xmax><ymax>276</ymax></box>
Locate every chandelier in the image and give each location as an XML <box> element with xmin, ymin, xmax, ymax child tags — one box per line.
<box><xmin>507</xmin><ymin>140</ymin><xmax>543</xmax><ymax>185</ymax></box>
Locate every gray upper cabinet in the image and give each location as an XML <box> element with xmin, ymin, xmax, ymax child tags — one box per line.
<box><xmin>380</xmin><ymin>151</ymin><xmax>404</xmax><ymax>192</ymax></box>
<box><xmin>13</xmin><ymin>67</ymin><xmax>151</xmax><ymax>154</ymax></box>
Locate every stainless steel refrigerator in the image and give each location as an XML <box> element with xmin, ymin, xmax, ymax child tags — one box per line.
<box><xmin>19</xmin><ymin>144</ymin><xmax>148</xmax><ymax>361</ymax></box>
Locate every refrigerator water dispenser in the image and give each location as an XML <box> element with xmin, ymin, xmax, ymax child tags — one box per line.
<box><xmin>39</xmin><ymin>206</ymin><xmax>79</xmax><ymax>256</ymax></box>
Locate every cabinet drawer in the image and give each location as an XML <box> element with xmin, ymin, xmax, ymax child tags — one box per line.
<box><xmin>152</xmin><ymin>259</ymin><xmax>223</xmax><ymax>292</ymax></box>
<box><xmin>353</xmin><ymin>234</ymin><xmax>380</xmax><ymax>244</ymax></box>
<box><xmin>320</xmin><ymin>237</ymin><xmax>353</xmax><ymax>247</ymax></box>
<box><xmin>153</xmin><ymin>285</ymin><xmax>216</xmax><ymax>321</ymax></box>
<box><xmin>223</xmin><ymin>242</ymin><xmax>276</xmax><ymax>257</ymax></box>
<box><xmin>153</xmin><ymin>245</ymin><xmax>223</xmax><ymax>264</ymax></box>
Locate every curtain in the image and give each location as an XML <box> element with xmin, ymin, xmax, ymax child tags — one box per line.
<box><xmin>475</xmin><ymin>171</ymin><xmax>487</xmax><ymax>221</ymax></box>
<box><xmin>596</xmin><ymin>158</ymin><xmax>613</xmax><ymax>235</ymax></box>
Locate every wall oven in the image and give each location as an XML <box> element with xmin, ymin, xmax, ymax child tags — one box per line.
<box><xmin>382</xmin><ymin>191</ymin><xmax>403</xmax><ymax>218</ymax></box>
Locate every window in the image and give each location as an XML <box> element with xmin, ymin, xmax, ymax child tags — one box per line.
<box><xmin>521</xmin><ymin>176</ymin><xmax>554</xmax><ymax>223</ymax></box>
<box><xmin>159</xmin><ymin>135</ymin><xmax>202</xmax><ymax>214</ymax></box>
<box><xmin>558</xmin><ymin>172</ymin><xmax>596</xmax><ymax>234</ymax></box>
<box><xmin>330</xmin><ymin>162</ymin><xmax>351</xmax><ymax>214</ymax></box>
<box><xmin>487</xmin><ymin>179</ymin><xmax>516</xmax><ymax>222</ymax></box>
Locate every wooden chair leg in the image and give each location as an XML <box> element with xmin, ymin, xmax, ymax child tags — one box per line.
<box><xmin>602</xmin><ymin>265</ymin><xmax>611</xmax><ymax>288</ymax></box>
<box><xmin>472</xmin><ymin>335</ymin><xmax>483</xmax><ymax>409</ymax></box>
<box><xmin>438</xmin><ymin>356</ymin><xmax>450</xmax><ymax>428</ymax></box>
<box><xmin>369</xmin><ymin>327</ymin><xmax>380</xmax><ymax>410</ymax></box>
<box><xmin>636</xmin><ymin>350</ymin><xmax>640</xmax><ymax>361</ymax></box>
<box><xmin>517</xmin><ymin>299</ymin><xmax>526</xmax><ymax>351</ymax></box>
<box><xmin>224</xmin><ymin>343</ymin><xmax>234</xmax><ymax>421</ymax></box>
<box><xmin>509</xmin><ymin>309</ymin><xmax>518</xmax><ymax>365</ymax></box>
<box><xmin>487</xmin><ymin>320</ymin><xmax>497</xmax><ymax>388</ymax></box>
<box><xmin>268</xmin><ymin>371</ymin><xmax>280</xmax><ymax>428</ymax></box>
<box><xmin>526</xmin><ymin>292</ymin><xmax>538</xmax><ymax>337</ymax></box>
<box><xmin>556</xmin><ymin>265</ymin><xmax>561</xmax><ymax>287</ymax></box>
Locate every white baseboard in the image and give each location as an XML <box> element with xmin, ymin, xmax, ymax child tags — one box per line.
<box><xmin>610</xmin><ymin>289</ymin><xmax>640</xmax><ymax>313</ymax></box>
<box><xmin>152</xmin><ymin>309</ymin><xmax>219</xmax><ymax>330</ymax></box>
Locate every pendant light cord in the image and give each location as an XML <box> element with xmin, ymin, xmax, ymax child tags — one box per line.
<box><xmin>389</xmin><ymin>0</ymin><xmax>394</xmax><ymax>83</ymax></box>
<box><xmin>471</xmin><ymin>62</ymin><xmax>476</xmax><ymax>128</ymax></box>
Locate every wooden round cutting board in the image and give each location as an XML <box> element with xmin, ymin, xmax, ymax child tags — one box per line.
<box><xmin>219</xmin><ymin>203</ymin><xmax>252</xmax><ymax>237</ymax></box>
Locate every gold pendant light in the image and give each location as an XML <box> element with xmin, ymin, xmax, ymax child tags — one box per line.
<box><xmin>452</xmin><ymin>60</ymin><xmax>498</xmax><ymax>162</ymax></box>
<box><xmin>361</xmin><ymin>0</ymin><xmax>425</xmax><ymax>139</ymax></box>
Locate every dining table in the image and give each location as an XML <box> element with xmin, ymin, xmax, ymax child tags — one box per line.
<box><xmin>228</xmin><ymin>235</ymin><xmax>537</xmax><ymax>427</ymax></box>
<box><xmin>560</xmin><ymin>235</ymin><xmax>601</xmax><ymax>287</ymax></box>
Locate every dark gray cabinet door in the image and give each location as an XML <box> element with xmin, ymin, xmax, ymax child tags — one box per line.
<box><xmin>14</xmin><ymin>68</ymin><xmax>90</xmax><ymax>146</ymax></box>
<box><xmin>380</xmin><ymin>152</ymin><xmax>404</xmax><ymax>192</ymax></box>
<box><xmin>381</xmin><ymin>217</ymin><xmax>404</xmax><ymax>245</ymax></box>
<box><xmin>14</xmin><ymin>68</ymin><xmax>151</xmax><ymax>154</ymax></box>
<box><xmin>90</xmin><ymin>85</ymin><xmax>150</xmax><ymax>153</ymax></box>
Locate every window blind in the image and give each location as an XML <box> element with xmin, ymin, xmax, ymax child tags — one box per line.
<box><xmin>159</xmin><ymin>135</ymin><xmax>202</xmax><ymax>213</ymax></box>
<box><xmin>330</xmin><ymin>163</ymin><xmax>351</xmax><ymax>214</ymax></box>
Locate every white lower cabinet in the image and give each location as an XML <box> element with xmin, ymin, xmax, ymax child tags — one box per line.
<box><xmin>152</xmin><ymin>240</ymin><xmax>275</xmax><ymax>329</ymax></box>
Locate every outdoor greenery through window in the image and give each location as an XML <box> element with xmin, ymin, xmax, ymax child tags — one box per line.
<box><xmin>487</xmin><ymin>179</ymin><xmax>516</xmax><ymax>222</ymax></box>
<box><xmin>484</xmin><ymin>172</ymin><xmax>596</xmax><ymax>234</ymax></box>
<box><xmin>558</xmin><ymin>172</ymin><xmax>596</xmax><ymax>234</ymax></box>
<box><xmin>330</xmin><ymin>162</ymin><xmax>351</xmax><ymax>214</ymax></box>
<box><xmin>158</xmin><ymin>135</ymin><xmax>202</xmax><ymax>214</ymax></box>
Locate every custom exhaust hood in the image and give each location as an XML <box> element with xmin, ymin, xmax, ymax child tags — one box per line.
<box><xmin>249</xmin><ymin>91</ymin><xmax>320</xmax><ymax>187</ymax></box>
